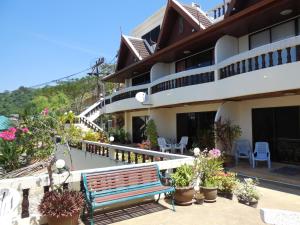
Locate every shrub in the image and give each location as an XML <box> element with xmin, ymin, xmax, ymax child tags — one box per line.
<box><xmin>171</xmin><ymin>164</ymin><xmax>194</xmax><ymax>188</ymax></box>
<box><xmin>193</xmin><ymin>148</ymin><xmax>223</xmax><ymax>188</ymax></box>
<box><xmin>234</xmin><ymin>178</ymin><xmax>260</xmax><ymax>202</ymax></box>
<box><xmin>145</xmin><ymin>119</ymin><xmax>158</xmax><ymax>149</ymax></box>
<box><xmin>39</xmin><ymin>191</ymin><xmax>84</xmax><ymax>218</ymax></box>
<box><xmin>83</xmin><ymin>130</ymin><xmax>100</xmax><ymax>142</ymax></box>
<box><xmin>217</xmin><ymin>172</ymin><xmax>237</xmax><ymax>193</ymax></box>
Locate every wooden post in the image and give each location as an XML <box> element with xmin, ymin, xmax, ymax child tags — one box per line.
<box><xmin>21</xmin><ymin>189</ymin><xmax>30</xmax><ymax>218</ymax></box>
<box><xmin>261</xmin><ymin>54</ymin><xmax>266</xmax><ymax>68</ymax></box>
<box><xmin>142</xmin><ymin>154</ymin><xmax>146</xmax><ymax>163</ymax></box>
<box><xmin>128</xmin><ymin>152</ymin><xmax>131</xmax><ymax>164</ymax></box>
<box><xmin>269</xmin><ymin>52</ymin><xmax>273</xmax><ymax>66</ymax></box>
<box><xmin>277</xmin><ymin>49</ymin><xmax>282</xmax><ymax>65</ymax></box>
<box><xmin>286</xmin><ymin>47</ymin><xmax>292</xmax><ymax>63</ymax></box>
<box><xmin>135</xmin><ymin>153</ymin><xmax>138</xmax><ymax>164</ymax></box>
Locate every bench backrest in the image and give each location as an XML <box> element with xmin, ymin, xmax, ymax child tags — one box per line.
<box><xmin>83</xmin><ymin>165</ymin><xmax>160</xmax><ymax>193</ymax></box>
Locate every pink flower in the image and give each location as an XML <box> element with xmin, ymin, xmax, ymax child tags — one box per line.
<box><xmin>0</xmin><ymin>130</ymin><xmax>16</xmax><ymax>141</ymax></box>
<box><xmin>209</xmin><ymin>148</ymin><xmax>221</xmax><ymax>158</ymax></box>
<box><xmin>42</xmin><ymin>108</ymin><xmax>49</xmax><ymax>116</ymax></box>
<box><xmin>22</xmin><ymin>127</ymin><xmax>29</xmax><ymax>133</ymax></box>
<box><xmin>8</xmin><ymin>127</ymin><xmax>17</xmax><ymax>134</ymax></box>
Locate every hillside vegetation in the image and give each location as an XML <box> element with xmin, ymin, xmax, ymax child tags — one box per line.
<box><xmin>0</xmin><ymin>65</ymin><xmax>116</xmax><ymax>117</ymax></box>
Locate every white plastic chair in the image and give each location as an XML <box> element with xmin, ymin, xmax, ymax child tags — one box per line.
<box><xmin>234</xmin><ymin>139</ymin><xmax>252</xmax><ymax>166</ymax></box>
<box><xmin>260</xmin><ymin>208</ymin><xmax>300</xmax><ymax>225</ymax></box>
<box><xmin>0</xmin><ymin>188</ymin><xmax>21</xmax><ymax>225</ymax></box>
<box><xmin>157</xmin><ymin>137</ymin><xmax>172</xmax><ymax>153</ymax></box>
<box><xmin>174</xmin><ymin>136</ymin><xmax>188</xmax><ymax>154</ymax></box>
<box><xmin>252</xmin><ymin>142</ymin><xmax>271</xmax><ymax>169</ymax></box>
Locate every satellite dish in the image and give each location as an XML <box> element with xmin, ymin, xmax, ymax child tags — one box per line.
<box><xmin>135</xmin><ymin>92</ymin><xmax>146</xmax><ymax>103</ymax></box>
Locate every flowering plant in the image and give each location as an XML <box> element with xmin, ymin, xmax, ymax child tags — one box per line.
<box><xmin>193</xmin><ymin>148</ymin><xmax>224</xmax><ymax>188</ymax></box>
<box><xmin>217</xmin><ymin>172</ymin><xmax>237</xmax><ymax>193</ymax></box>
<box><xmin>0</xmin><ymin>127</ymin><xmax>30</xmax><ymax>171</ymax></box>
<box><xmin>234</xmin><ymin>178</ymin><xmax>260</xmax><ymax>202</ymax></box>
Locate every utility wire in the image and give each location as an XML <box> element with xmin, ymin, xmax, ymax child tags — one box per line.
<box><xmin>29</xmin><ymin>54</ymin><xmax>117</xmax><ymax>89</ymax></box>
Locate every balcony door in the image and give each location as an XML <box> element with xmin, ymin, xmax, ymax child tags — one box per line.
<box><xmin>252</xmin><ymin>106</ymin><xmax>300</xmax><ymax>164</ymax></box>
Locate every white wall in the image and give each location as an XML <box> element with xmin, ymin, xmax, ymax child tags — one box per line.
<box><xmin>238</xmin><ymin>34</ymin><xmax>249</xmax><ymax>53</ymax></box>
<box><xmin>216</xmin><ymin>95</ymin><xmax>300</xmax><ymax>149</ymax></box>
<box><xmin>131</xmin><ymin>7</ymin><xmax>165</xmax><ymax>38</ymax></box>
<box><xmin>215</xmin><ymin>35</ymin><xmax>239</xmax><ymax>63</ymax></box>
<box><xmin>150</xmin><ymin>62</ymin><xmax>172</xmax><ymax>81</ymax></box>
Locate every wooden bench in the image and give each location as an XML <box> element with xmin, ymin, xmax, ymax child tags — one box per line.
<box><xmin>82</xmin><ymin>164</ymin><xmax>175</xmax><ymax>225</ymax></box>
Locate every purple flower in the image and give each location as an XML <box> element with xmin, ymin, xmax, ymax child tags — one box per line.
<box><xmin>209</xmin><ymin>148</ymin><xmax>221</xmax><ymax>158</ymax></box>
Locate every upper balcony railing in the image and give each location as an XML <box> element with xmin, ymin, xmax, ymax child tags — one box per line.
<box><xmin>207</xmin><ymin>0</ymin><xmax>231</xmax><ymax>20</ymax></box>
<box><xmin>218</xmin><ymin>35</ymin><xmax>300</xmax><ymax>80</ymax></box>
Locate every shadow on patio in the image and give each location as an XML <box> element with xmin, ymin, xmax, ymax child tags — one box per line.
<box><xmin>228</xmin><ymin>160</ymin><xmax>300</xmax><ymax>188</ymax></box>
<box><xmin>82</xmin><ymin>201</ymin><xmax>168</xmax><ymax>225</ymax></box>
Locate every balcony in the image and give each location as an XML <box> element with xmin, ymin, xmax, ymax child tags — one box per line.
<box><xmin>101</xmin><ymin>35</ymin><xmax>300</xmax><ymax>114</ymax></box>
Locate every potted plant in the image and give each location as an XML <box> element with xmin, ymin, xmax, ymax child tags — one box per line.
<box><xmin>39</xmin><ymin>190</ymin><xmax>84</xmax><ymax>225</ymax></box>
<box><xmin>234</xmin><ymin>178</ymin><xmax>260</xmax><ymax>208</ymax></box>
<box><xmin>194</xmin><ymin>148</ymin><xmax>223</xmax><ymax>202</ymax></box>
<box><xmin>217</xmin><ymin>172</ymin><xmax>237</xmax><ymax>200</ymax></box>
<box><xmin>214</xmin><ymin>118</ymin><xmax>241</xmax><ymax>166</ymax></box>
<box><xmin>171</xmin><ymin>164</ymin><xmax>195</xmax><ymax>205</ymax></box>
<box><xmin>194</xmin><ymin>191</ymin><xmax>204</xmax><ymax>205</ymax></box>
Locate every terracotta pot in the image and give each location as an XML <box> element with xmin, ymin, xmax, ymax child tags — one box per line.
<box><xmin>200</xmin><ymin>186</ymin><xmax>217</xmax><ymax>202</ymax></box>
<box><xmin>47</xmin><ymin>213</ymin><xmax>80</xmax><ymax>225</ymax></box>
<box><xmin>218</xmin><ymin>191</ymin><xmax>233</xmax><ymax>200</ymax></box>
<box><xmin>174</xmin><ymin>186</ymin><xmax>194</xmax><ymax>205</ymax></box>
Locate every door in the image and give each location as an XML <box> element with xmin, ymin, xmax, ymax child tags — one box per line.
<box><xmin>132</xmin><ymin>116</ymin><xmax>148</xmax><ymax>143</ymax></box>
<box><xmin>176</xmin><ymin>111</ymin><xmax>216</xmax><ymax>149</ymax></box>
<box><xmin>252</xmin><ymin>106</ymin><xmax>300</xmax><ymax>164</ymax></box>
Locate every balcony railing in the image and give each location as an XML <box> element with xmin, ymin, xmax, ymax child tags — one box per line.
<box><xmin>219</xmin><ymin>35</ymin><xmax>300</xmax><ymax>79</ymax></box>
<box><xmin>151</xmin><ymin>71</ymin><xmax>214</xmax><ymax>94</ymax></box>
<box><xmin>0</xmin><ymin>141</ymin><xmax>192</xmax><ymax>223</ymax></box>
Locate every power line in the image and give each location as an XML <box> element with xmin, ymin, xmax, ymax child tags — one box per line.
<box><xmin>29</xmin><ymin>54</ymin><xmax>117</xmax><ymax>89</ymax></box>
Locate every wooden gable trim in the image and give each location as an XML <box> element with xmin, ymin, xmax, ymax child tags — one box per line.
<box><xmin>116</xmin><ymin>35</ymin><xmax>140</xmax><ymax>71</ymax></box>
<box><xmin>104</xmin><ymin>0</ymin><xmax>278</xmax><ymax>82</ymax></box>
<box><xmin>155</xmin><ymin>0</ymin><xmax>203</xmax><ymax>51</ymax></box>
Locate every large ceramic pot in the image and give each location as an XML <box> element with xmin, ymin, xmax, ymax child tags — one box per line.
<box><xmin>200</xmin><ymin>186</ymin><xmax>218</xmax><ymax>202</ymax></box>
<box><xmin>174</xmin><ymin>186</ymin><xmax>195</xmax><ymax>205</ymax></box>
<box><xmin>47</xmin><ymin>213</ymin><xmax>80</xmax><ymax>225</ymax></box>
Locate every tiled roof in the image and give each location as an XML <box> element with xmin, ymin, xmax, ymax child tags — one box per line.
<box><xmin>183</xmin><ymin>5</ymin><xmax>212</xmax><ymax>28</ymax></box>
<box><xmin>0</xmin><ymin>116</ymin><xmax>11</xmax><ymax>131</ymax></box>
<box><xmin>127</xmin><ymin>37</ymin><xmax>151</xmax><ymax>59</ymax></box>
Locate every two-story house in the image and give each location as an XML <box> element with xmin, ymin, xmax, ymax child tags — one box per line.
<box><xmin>82</xmin><ymin>0</ymin><xmax>300</xmax><ymax>165</ymax></box>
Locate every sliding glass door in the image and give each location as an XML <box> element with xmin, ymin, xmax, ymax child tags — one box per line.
<box><xmin>252</xmin><ymin>106</ymin><xmax>300</xmax><ymax>164</ymax></box>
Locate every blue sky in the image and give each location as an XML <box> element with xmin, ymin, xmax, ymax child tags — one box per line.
<box><xmin>0</xmin><ymin>0</ymin><xmax>220</xmax><ymax>92</ymax></box>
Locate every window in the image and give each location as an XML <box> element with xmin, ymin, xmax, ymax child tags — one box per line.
<box><xmin>271</xmin><ymin>21</ymin><xmax>295</xmax><ymax>42</ymax></box>
<box><xmin>131</xmin><ymin>72</ymin><xmax>150</xmax><ymax>86</ymax></box>
<box><xmin>175</xmin><ymin>49</ymin><xmax>214</xmax><ymax>73</ymax></box>
<box><xmin>250</xmin><ymin>30</ymin><xmax>270</xmax><ymax>49</ymax></box>
<box><xmin>142</xmin><ymin>26</ymin><xmax>160</xmax><ymax>46</ymax></box>
<box><xmin>178</xmin><ymin>17</ymin><xmax>184</xmax><ymax>34</ymax></box>
<box><xmin>249</xmin><ymin>17</ymin><xmax>299</xmax><ymax>49</ymax></box>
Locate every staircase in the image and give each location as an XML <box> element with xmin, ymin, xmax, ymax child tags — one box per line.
<box><xmin>77</xmin><ymin>100</ymin><xmax>105</xmax><ymax>132</ymax></box>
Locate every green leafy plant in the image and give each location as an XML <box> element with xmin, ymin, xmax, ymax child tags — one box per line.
<box><xmin>171</xmin><ymin>164</ymin><xmax>194</xmax><ymax>188</ymax></box>
<box><xmin>214</xmin><ymin>118</ymin><xmax>242</xmax><ymax>154</ymax></box>
<box><xmin>193</xmin><ymin>148</ymin><xmax>223</xmax><ymax>188</ymax></box>
<box><xmin>145</xmin><ymin>119</ymin><xmax>158</xmax><ymax>149</ymax></box>
<box><xmin>234</xmin><ymin>178</ymin><xmax>260</xmax><ymax>203</ymax></box>
<box><xmin>83</xmin><ymin>130</ymin><xmax>100</xmax><ymax>142</ymax></box>
<box><xmin>217</xmin><ymin>172</ymin><xmax>237</xmax><ymax>193</ymax></box>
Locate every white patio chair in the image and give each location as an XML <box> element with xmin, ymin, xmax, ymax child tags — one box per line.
<box><xmin>252</xmin><ymin>142</ymin><xmax>271</xmax><ymax>169</ymax></box>
<box><xmin>234</xmin><ymin>139</ymin><xmax>252</xmax><ymax>166</ymax></box>
<box><xmin>157</xmin><ymin>137</ymin><xmax>172</xmax><ymax>153</ymax></box>
<box><xmin>260</xmin><ymin>208</ymin><xmax>300</xmax><ymax>225</ymax></box>
<box><xmin>174</xmin><ymin>136</ymin><xmax>188</xmax><ymax>154</ymax></box>
<box><xmin>0</xmin><ymin>188</ymin><xmax>21</xmax><ymax>225</ymax></box>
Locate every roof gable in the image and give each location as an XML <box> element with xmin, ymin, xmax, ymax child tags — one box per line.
<box><xmin>116</xmin><ymin>35</ymin><xmax>151</xmax><ymax>71</ymax></box>
<box><xmin>156</xmin><ymin>0</ymin><xmax>212</xmax><ymax>51</ymax></box>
